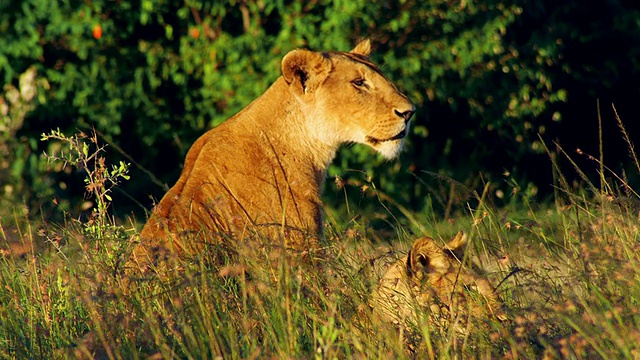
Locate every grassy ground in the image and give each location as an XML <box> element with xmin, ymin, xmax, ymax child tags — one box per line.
<box><xmin>2</xmin><ymin>129</ymin><xmax>640</xmax><ymax>359</ymax></box>
<box><xmin>2</xmin><ymin>183</ymin><xmax>640</xmax><ymax>359</ymax></box>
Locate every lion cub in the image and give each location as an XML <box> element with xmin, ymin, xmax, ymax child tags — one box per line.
<box><xmin>369</xmin><ymin>232</ymin><xmax>506</xmax><ymax>333</ymax></box>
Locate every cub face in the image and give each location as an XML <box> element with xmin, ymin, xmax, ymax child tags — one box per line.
<box><xmin>281</xmin><ymin>40</ymin><xmax>415</xmax><ymax>160</ymax></box>
<box><xmin>371</xmin><ymin>232</ymin><xmax>506</xmax><ymax>331</ymax></box>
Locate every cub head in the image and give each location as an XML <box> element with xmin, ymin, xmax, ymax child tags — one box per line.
<box><xmin>406</xmin><ymin>232</ymin><xmax>506</xmax><ymax>321</ymax></box>
<box><xmin>281</xmin><ymin>39</ymin><xmax>415</xmax><ymax>159</ymax></box>
<box><xmin>371</xmin><ymin>232</ymin><xmax>506</xmax><ymax>334</ymax></box>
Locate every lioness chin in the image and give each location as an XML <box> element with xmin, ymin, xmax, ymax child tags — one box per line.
<box><xmin>132</xmin><ymin>40</ymin><xmax>415</xmax><ymax>268</ymax></box>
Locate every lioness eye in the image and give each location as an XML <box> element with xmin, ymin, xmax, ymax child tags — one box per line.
<box><xmin>351</xmin><ymin>78</ymin><xmax>365</xmax><ymax>87</ymax></box>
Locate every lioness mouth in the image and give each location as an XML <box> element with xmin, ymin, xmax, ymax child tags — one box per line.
<box><xmin>366</xmin><ymin>129</ymin><xmax>406</xmax><ymax>145</ymax></box>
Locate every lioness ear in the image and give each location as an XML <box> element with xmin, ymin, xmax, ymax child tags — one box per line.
<box><xmin>281</xmin><ymin>49</ymin><xmax>331</xmax><ymax>96</ymax></box>
<box><xmin>350</xmin><ymin>39</ymin><xmax>372</xmax><ymax>57</ymax></box>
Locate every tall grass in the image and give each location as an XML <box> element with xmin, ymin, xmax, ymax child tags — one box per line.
<box><xmin>2</xmin><ymin>108</ymin><xmax>640</xmax><ymax>359</ymax></box>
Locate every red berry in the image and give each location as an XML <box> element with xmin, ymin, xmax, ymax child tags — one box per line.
<box><xmin>93</xmin><ymin>24</ymin><xmax>102</xmax><ymax>39</ymax></box>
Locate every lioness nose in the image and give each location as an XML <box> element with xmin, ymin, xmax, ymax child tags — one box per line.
<box><xmin>395</xmin><ymin>108</ymin><xmax>415</xmax><ymax>123</ymax></box>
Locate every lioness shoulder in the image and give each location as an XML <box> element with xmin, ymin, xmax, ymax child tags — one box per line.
<box><xmin>132</xmin><ymin>40</ymin><xmax>415</xmax><ymax>266</ymax></box>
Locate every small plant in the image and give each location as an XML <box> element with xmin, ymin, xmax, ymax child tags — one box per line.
<box><xmin>41</xmin><ymin>129</ymin><xmax>131</xmax><ymax>272</ymax></box>
<box><xmin>41</xmin><ymin>129</ymin><xmax>129</xmax><ymax>237</ymax></box>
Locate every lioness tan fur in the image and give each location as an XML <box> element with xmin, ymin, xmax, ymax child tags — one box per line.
<box><xmin>369</xmin><ymin>232</ymin><xmax>506</xmax><ymax>333</ymax></box>
<box><xmin>133</xmin><ymin>40</ymin><xmax>415</xmax><ymax>266</ymax></box>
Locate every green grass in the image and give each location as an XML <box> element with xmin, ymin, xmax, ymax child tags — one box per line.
<box><xmin>3</xmin><ymin>118</ymin><xmax>640</xmax><ymax>359</ymax></box>
<box><xmin>2</xmin><ymin>184</ymin><xmax>640</xmax><ymax>359</ymax></box>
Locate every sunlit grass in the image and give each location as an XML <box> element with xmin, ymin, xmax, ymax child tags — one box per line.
<box><xmin>2</xmin><ymin>182</ymin><xmax>639</xmax><ymax>359</ymax></box>
<box><xmin>2</xmin><ymin>112</ymin><xmax>640</xmax><ymax>358</ymax></box>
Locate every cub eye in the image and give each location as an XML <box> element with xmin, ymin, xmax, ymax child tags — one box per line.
<box><xmin>463</xmin><ymin>284</ymin><xmax>478</xmax><ymax>293</ymax></box>
<box><xmin>351</xmin><ymin>78</ymin><xmax>366</xmax><ymax>87</ymax></box>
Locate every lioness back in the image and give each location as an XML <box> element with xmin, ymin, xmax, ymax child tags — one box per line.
<box><xmin>132</xmin><ymin>40</ymin><xmax>415</xmax><ymax>267</ymax></box>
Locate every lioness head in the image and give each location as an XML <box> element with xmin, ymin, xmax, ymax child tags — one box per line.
<box><xmin>370</xmin><ymin>232</ymin><xmax>506</xmax><ymax>332</ymax></box>
<box><xmin>281</xmin><ymin>39</ymin><xmax>415</xmax><ymax>159</ymax></box>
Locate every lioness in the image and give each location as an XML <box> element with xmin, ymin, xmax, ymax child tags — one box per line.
<box><xmin>369</xmin><ymin>232</ymin><xmax>506</xmax><ymax>334</ymax></box>
<box><xmin>133</xmin><ymin>40</ymin><xmax>415</xmax><ymax>266</ymax></box>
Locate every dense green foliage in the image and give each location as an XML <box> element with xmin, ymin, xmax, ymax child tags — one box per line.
<box><xmin>1</xmin><ymin>0</ymin><xmax>639</xmax><ymax>221</ymax></box>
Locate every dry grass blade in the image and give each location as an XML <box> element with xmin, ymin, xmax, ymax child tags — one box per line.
<box><xmin>612</xmin><ymin>103</ymin><xmax>640</xmax><ymax>175</ymax></box>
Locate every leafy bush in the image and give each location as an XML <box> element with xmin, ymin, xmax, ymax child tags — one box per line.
<box><xmin>0</xmin><ymin>66</ymin><xmax>52</xmax><ymax>213</ymax></box>
<box><xmin>1</xmin><ymin>0</ymin><xmax>639</xmax><ymax>222</ymax></box>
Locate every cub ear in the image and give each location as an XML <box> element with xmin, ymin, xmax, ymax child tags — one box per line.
<box><xmin>444</xmin><ymin>231</ymin><xmax>468</xmax><ymax>261</ymax></box>
<box><xmin>407</xmin><ymin>237</ymin><xmax>441</xmax><ymax>277</ymax></box>
<box><xmin>350</xmin><ymin>39</ymin><xmax>372</xmax><ymax>57</ymax></box>
<box><xmin>281</xmin><ymin>49</ymin><xmax>332</xmax><ymax>96</ymax></box>
<box><xmin>408</xmin><ymin>248</ymin><xmax>429</xmax><ymax>273</ymax></box>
